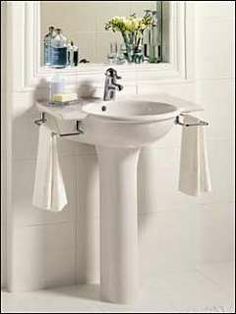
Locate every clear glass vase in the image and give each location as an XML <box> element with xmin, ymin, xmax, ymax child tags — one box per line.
<box><xmin>122</xmin><ymin>32</ymin><xmax>144</xmax><ymax>64</ymax></box>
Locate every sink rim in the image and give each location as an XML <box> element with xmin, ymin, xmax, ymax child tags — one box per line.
<box><xmin>82</xmin><ymin>99</ymin><xmax>180</xmax><ymax>123</ymax></box>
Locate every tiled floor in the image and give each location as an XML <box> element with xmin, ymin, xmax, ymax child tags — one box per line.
<box><xmin>1</xmin><ymin>262</ymin><xmax>235</xmax><ymax>313</ymax></box>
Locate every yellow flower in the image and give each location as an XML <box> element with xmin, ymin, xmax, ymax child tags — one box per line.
<box><xmin>105</xmin><ymin>12</ymin><xmax>155</xmax><ymax>34</ymax></box>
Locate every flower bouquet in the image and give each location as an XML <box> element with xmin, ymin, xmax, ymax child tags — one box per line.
<box><xmin>105</xmin><ymin>12</ymin><xmax>156</xmax><ymax>63</ymax></box>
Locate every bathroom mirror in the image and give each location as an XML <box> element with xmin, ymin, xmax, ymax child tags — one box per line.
<box><xmin>9</xmin><ymin>1</ymin><xmax>187</xmax><ymax>92</ymax></box>
<box><xmin>40</xmin><ymin>1</ymin><xmax>168</xmax><ymax>67</ymax></box>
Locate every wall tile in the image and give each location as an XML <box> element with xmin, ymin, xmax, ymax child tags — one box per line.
<box><xmin>195</xmin><ymin>79</ymin><xmax>234</xmax><ymax>140</ymax></box>
<box><xmin>75</xmin><ymin>32</ymin><xmax>97</xmax><ymax>63</ymax></box>
<box><xmin>196</xmin><ymin>261</ymin><xmax>235</xmax><ymax>297</ymax></box>
<box><xmin>195</xmin><ymin>18</ymin><xmax>235</xmax><ymax>79</ymax></box>
<box><xmin>129</xmin><ymin>2</ymin><xmax>156</xmax><ymax>16</ymax></box>
<box><xmin>76</xmin><ymin>217</ymin><xmax>100</xmax><ymax>284</ymax></box>
<box><xmin>195</xmin><ymin>1</ymin><xmax>235</xmax><ymax>20</ymax></box>
<box><xmin>138</xmin><ymin>209</ymin><xmax>197</xmax><ymax>282</ymax></box>
<box><xmin>41</xmin><ymin>2</ymin><xmax>97</xmax><ymax>34</ymax></box>
<box><xmin>12</xmin><ymin>110</ymin><xmax>39</xmax><ymax>161</ymax></box>
<box><xmin>57</xmin><ymin>137</ymin><xmax>78</xmax><ymax>157</ymax></box>
<box><xmin>94</xmin><ymin>3</ymin><xmax>132</xmax><ymax>32</ymax></box>
<box><xmin>138</xmin><ymin>144</ymin><xmax>199</xmax><ymax>213</ymax></box>
<box><xmin>138</xmin><ymin>146</ymin><xmax>182</xmax><ymax>214</ymax></box>
<box><xmin>12</xmin><ymin>92</ymin><xmax>35</xmax><ymax>117</ymax></box>
<box><xmin>136</xmin><ymin>82</ymin><xmax>197</xmax><ymax>106</ymax></box>
<box><xmin>12</xmin><ymin>108</ymin><xmax>77</xmax><ymax>161</ymax></box>
<box><xmin>195</xmin><ymin>202</ymin><xmax>235</xmax><ymax>263</ymax></box>
<box><xmin>10</xmin><ymin>223</ymin><xmax>76</xmax><ymax>291</ymax></box>
<box><xmin>75</xmin><ymin>143</ymin><xmax>97</xmax><ymax>156</ymax></box>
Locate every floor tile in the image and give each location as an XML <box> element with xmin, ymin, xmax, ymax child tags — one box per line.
<box><xmin>1</xmin><ymin>263</ymin><xmax>234</xmax><ymax>313</ymax></box>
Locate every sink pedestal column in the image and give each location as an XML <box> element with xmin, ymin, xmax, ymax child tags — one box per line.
<box><xmin>97</xmin><ymin>146</ymin><xmax>140</xmax><ymax>304</ymax></box>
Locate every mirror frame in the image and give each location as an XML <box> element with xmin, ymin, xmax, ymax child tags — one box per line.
<box><xmin>8</xmin><ymin>1</ymin><xmax>193</xmax><ymax>92</ymax></box>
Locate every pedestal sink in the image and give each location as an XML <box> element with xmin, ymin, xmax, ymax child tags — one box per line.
<box><xmin>80</xmin><ymin>99</ymin><xmax>179</xmax><ymax>303</ymax></box>
<box><xmin>36</xmin><ymin>98</ymin><xmax>179</xmax><ymax>304</ymax></box>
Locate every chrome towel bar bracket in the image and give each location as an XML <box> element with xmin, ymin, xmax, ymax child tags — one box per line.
<box><xmin>34</xmin><ymin>112</ymin><xmax>84</xmax><ymax>136</ymax></box>
<box><xmin>175</xmin><ymin>115</ymin><xmax>209</xmax><ymax>127</ymax></box>
<box><xmin>34</xmin><ymin>112</ymin><xmax>47</xmax><ymax>126</ymax></box>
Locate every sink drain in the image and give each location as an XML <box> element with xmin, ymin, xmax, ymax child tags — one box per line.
<box><xmin>101</xmin><ymin>106</ymin><xmax>107</xmax><ymax>112</ymax></box>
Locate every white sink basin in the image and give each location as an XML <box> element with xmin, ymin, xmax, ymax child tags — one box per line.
<box><xmin>82</xmin><ymin>99</ymin><xmax>178</xmax><ymax>122</ymax></box>
<box><xmin>80</xmin><ymin>99</ymin><xmax>179</xmax><ymax>147</ymax></box>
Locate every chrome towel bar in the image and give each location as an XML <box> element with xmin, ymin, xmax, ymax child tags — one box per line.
<box><xmin>34</xmin><ymin>112</ymin><xmax>84</xmax><ymax>137</ymax></box>
<box><xmin>175</xmin><ymin>115</ymin><xmax>209</xmax><ymax>127</ymax></box>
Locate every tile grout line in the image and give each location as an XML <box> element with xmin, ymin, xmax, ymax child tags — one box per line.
<box><xmin>15</xmin><ymin>200</ymin><xmax>235</xmax><ymax>229</ymax></box>
<box><xmin>14</xmin><ymin>220</ymin><xmax>74</xmax><ymax>228</ymax></box>
<box><xmin>195</xmin><ymin>267</ymin><xmax>225</xmax><ymax>288</ymax></box>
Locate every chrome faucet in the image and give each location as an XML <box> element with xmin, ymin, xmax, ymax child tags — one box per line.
<box><xmin>103</xmin><ymin>68</ymin><xmax>123</xmax><ymax>101</ymax></box>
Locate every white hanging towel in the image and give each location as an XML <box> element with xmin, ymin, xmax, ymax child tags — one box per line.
<box><xmin>179</xmin><ymin>114</ymin><xmax>211</xmax><ymax>196</ymax></box>
<box><xmin>33</xmin><ymin>124</ymin><xmax>67</xmax><ymax>211</ymax></box>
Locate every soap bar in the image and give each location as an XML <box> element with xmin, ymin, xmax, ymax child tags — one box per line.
<box><xmin>52</xmin><ymin>93</ymin><xmax>77</xmax><ymax>103</ymax></box>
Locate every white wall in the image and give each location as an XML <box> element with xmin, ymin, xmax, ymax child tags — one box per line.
<box><xmin>1</xmin><ymin>0</ymin><xmax>7</xmax><ymax>289</ymax></box>
<box><xmin>4</xmin><ymin>1</ymin><xmax>235</xmax><ymax>291</ymax></box>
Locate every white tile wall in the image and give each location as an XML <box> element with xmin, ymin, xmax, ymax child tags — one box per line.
<box><xmin>138</xmin><ymin>208</ymin><xmax>198</xmax><ymax>281</ymax></box>
<box><xmin>136</xmin><ymin>81</ymin><xmax>197</xmax><ymax>103</ymax></box>
<box><xmin>195</xmin><ymin>1</ymin><xmax>235</xmax><ymax>21</ymax></box>
<box><xmin>195</xmin><ymin>202</ymin><xmax>235</xmax><ymax>263</ymax></box>
<box><xmin>1</xmin><ymin>1</ymin><xmax>7</xmax><ymax>288</ymax></box>
<box><xmin>6</xmin><ymin>2</ymin><xmax>235</xmax><ymax>291</ymax></box>
<box><xmin>195</xmin><ymin>18</ymin><xmax>235</xmax><ymax>80</ymax></box>
<box><xmin>195</xmin><ymin>80</ymin><xmax>234</xmax><ymax>140</ymax></box>
<box><xmin>138</xmin><ymin>145</ymin><xmax>197</xmax><ymax>214</ymax></box>
<box><xmin>10</xmin><ymin>223</ymin><xmax>76</xmax><ymax>291</ymax></box>
<box><xmin>76</xmin><ymin>217</ymin><xmax>100</xmax><ymax>284</ymax></box>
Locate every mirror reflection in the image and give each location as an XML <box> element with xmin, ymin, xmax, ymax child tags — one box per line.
<box><xmin>41</xmin><ymin>1</ymin><xmax>164</xmax><ymax>67</ymax></box>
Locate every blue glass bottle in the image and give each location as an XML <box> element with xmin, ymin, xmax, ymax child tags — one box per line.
<box><xmin>51</xmin><ymin>28</ymin><xmax>68</xmax><ymax>68</ymax></box>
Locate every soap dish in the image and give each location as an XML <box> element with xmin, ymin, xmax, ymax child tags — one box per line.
<box><xmin>48</xmin><ymin>99</ymin><xmax>79</xmax><ymax>106</ymax></box>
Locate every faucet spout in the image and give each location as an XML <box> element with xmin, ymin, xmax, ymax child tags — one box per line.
<box><xmin>113</xmin><ymin>82</ymin><xmax>123</xmax><ymax>91</ymax></box>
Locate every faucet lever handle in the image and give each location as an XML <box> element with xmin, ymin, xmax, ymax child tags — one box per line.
<box><xmin>105</xmin><ymin>67</ymin><xmax>122</xmax><ymax>79</ymax></box>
